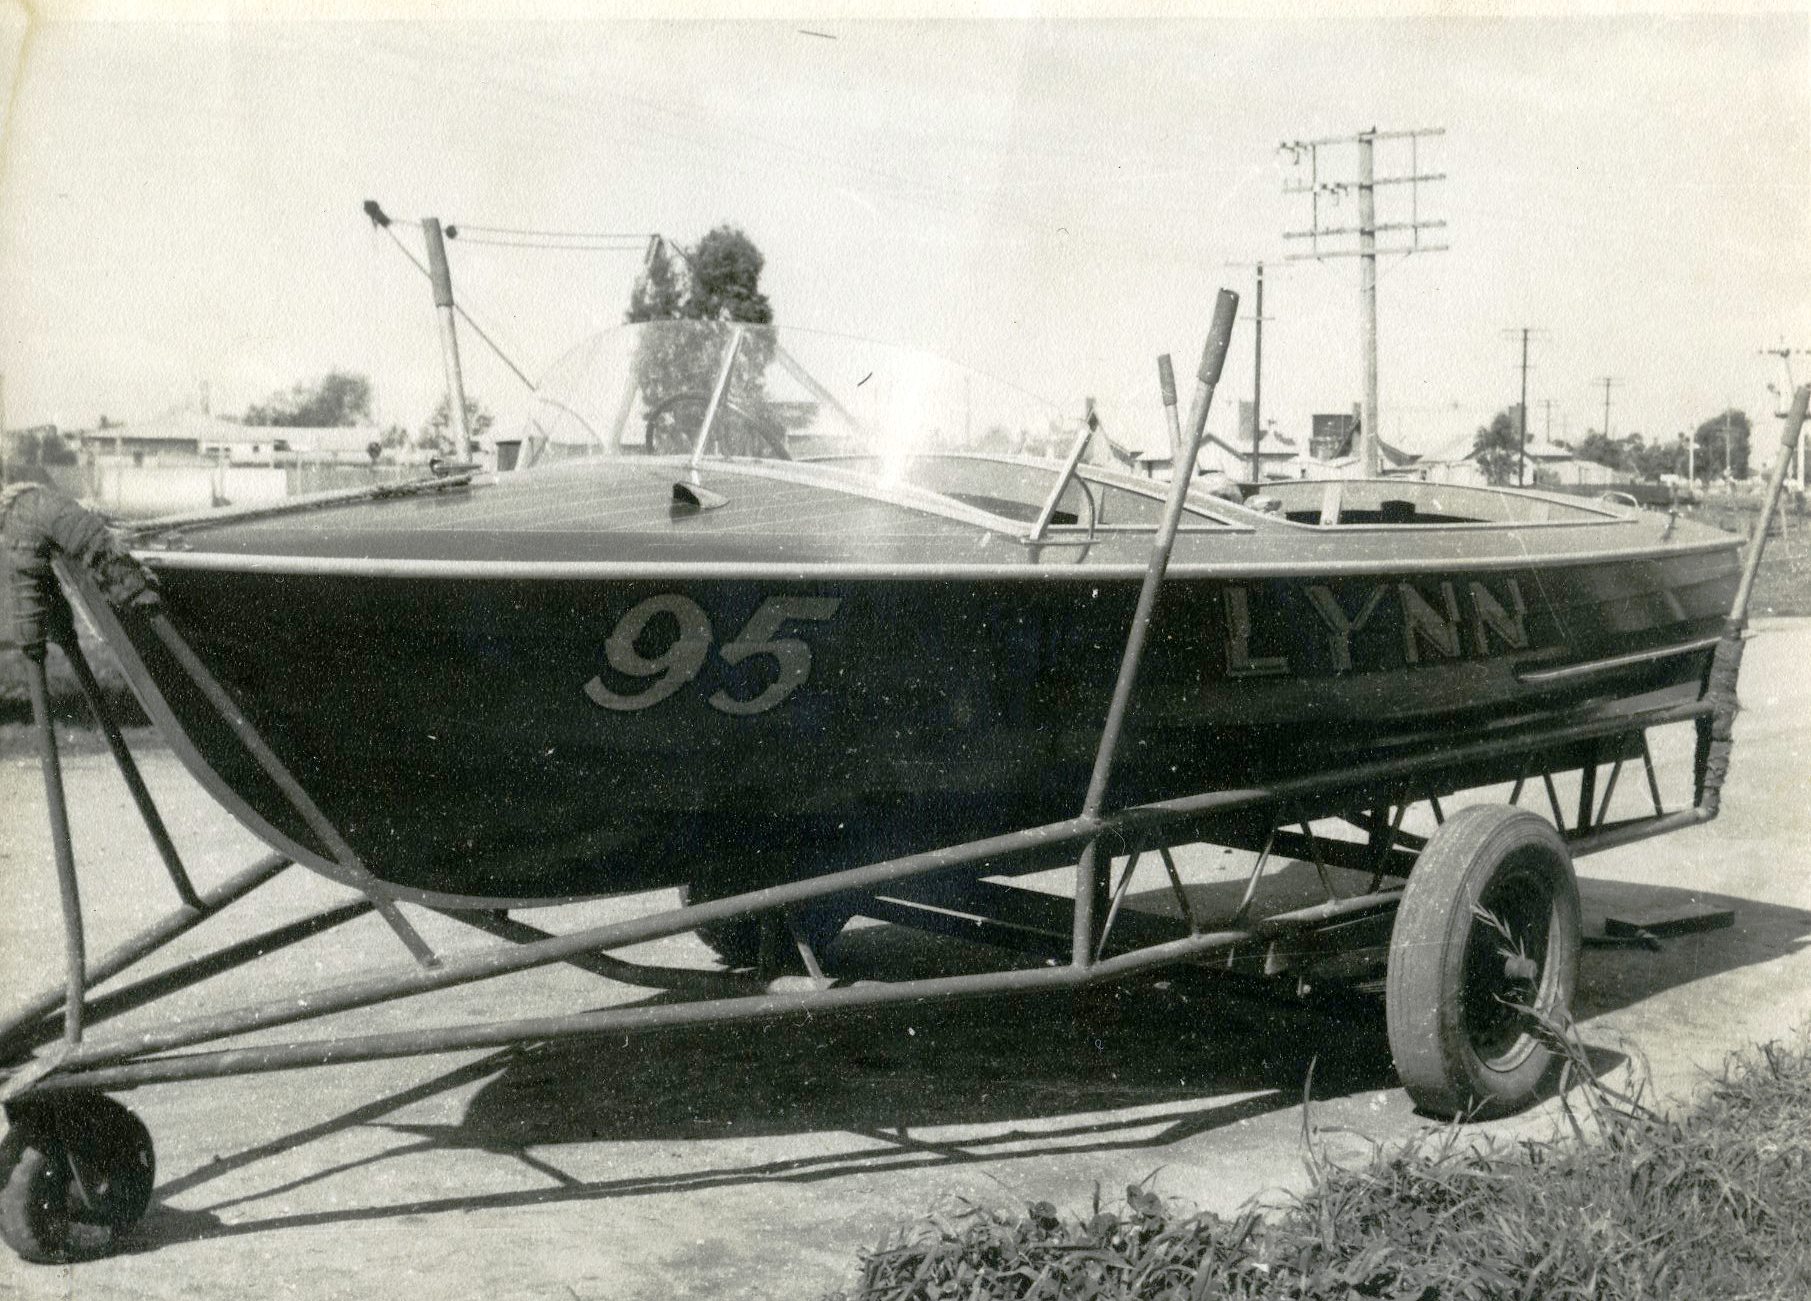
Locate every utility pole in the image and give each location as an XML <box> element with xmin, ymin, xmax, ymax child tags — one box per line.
<box><xmin>1252</xmin><ymin>262</ymin><xmax>1265</xmax><ymax>482</ymax></box>
<box><xmin>1540</xmin><ymin>398</ymin><xmax>1559</xmax><ymax>444</ymax></box>
<box><xmin>1225</xmin><ymin>259</ymin><xmax>1278</xmax><ymax>482</ymax></box>
<box><xmin>1595</xmin><ymin>376</ymin><xmax>1621</xmax><ymax>442</ymax></box>
<box><xmin>1502</xmin><ymin>327</ymin><xmax>1546</xmax><ymax>486</ymax></box>
<box><xmin>1280</xmin><ymin>126</ymin><xmax>1447</xmax><ymax>477</ymax></box>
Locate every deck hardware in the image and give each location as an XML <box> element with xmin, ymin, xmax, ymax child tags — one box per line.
<box><xmin>671</xmin><ymin>481</ymin><xmax>729</xmax><ymax>514</ymax></box>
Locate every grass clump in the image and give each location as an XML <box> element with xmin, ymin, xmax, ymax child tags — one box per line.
<box><xmin>832</xmin><ymin>1026</ymin><xmax>1811</xmax><ymax>1300</ymax></box>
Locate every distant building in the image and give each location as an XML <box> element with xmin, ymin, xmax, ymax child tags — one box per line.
<box><xmin>1422</xmin><ymin>436</ymin><xmax>1620</xmax><ymax>487</ymax></box>
<box><xmin>78</xmin><ymin>413</ymin><xmax>382</xmax><ymax>466</ymax></box>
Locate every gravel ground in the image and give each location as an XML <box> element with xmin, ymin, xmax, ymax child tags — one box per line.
<box><xmin>1</xmin><ymin>620</ymin><xmax>1807</xmax><ymax>1300</ymax></box>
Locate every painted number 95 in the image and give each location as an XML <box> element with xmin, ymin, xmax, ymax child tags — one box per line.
<box><xmin>583</xmin><ymin>594</ymin><xmax>842</xmax><ymax>716</ymax></box>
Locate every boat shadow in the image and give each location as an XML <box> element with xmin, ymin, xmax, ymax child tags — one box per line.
<box><xmin>127</xmin><ymin>865</ymin><xmax>1809</xmax><ymax>1253</ymax></box>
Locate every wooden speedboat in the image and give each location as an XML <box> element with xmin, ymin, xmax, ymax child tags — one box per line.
<box><xmin>54</xmin><ymin>322</ymin><xmax>1739</xmax><ymax>907</ymax></box>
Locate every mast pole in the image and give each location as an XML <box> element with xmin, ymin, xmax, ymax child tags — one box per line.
<box><xmin>422</xmin><ymin>218</ymin><xmax>475</xmax><ymax>463</ymax></box>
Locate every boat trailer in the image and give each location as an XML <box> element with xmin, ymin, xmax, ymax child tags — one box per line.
<box><xmin>1</xmin><ymin>296</ymin><xmax>1804</xmax><ymax>1260</ymax></box>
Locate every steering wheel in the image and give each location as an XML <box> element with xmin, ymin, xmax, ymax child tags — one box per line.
<box><xmin>642</xmin><ymin>392</ymin><xmax>791</xmax><ymax>460</ymax></box>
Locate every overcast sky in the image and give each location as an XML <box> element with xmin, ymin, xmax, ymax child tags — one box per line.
<box><xmin>2</xmin><ymin>5</ymin><xmax>1806</xmax><ymax>460</ymax></box>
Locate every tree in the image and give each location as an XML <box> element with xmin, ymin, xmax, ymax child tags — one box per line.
<box><xmin>626</xmin><ymin>239</ymin><xmax>686</xmax><ymax>324</ymax></box>
<box><xmin>1572</xmin><ymin>430</ymin><xmax>1629</xmax><ymax>474</ymax></box>
<box><xmin>418</xmin><ymin>395</ymin><xmax>494</xmax><ymax>453</ymax></box>
<box><xmin>627</xmin><ymin>227</ymin><xmax>773</xmax><ymax>327</ymax></box>
<box><xmin>1691</xmin><ymin>409</ymin><xmax>1751</xmax><ymax>482</ymax></box>
<box><xmin>1632</xmin><ymin>437</ymin><xmax>1684</xmax><ymax>482</ymax></box>
<box><xmin>624</xmin><ymin>227</ymin><xmax>777</xmax><ymax>456</ymax></box>
<box><xmin>1472</xmin><ymin>409</ymin><xmax>1522</xmax><ymax>486</ymax></box>
<box><xmin>38</xmin><ymin>430</ymin><xmax>78</xmax><ymax>466</ymax></box>
<box><xmin>245</xmin><ymin>371</ymin><xmax>374</xmax><ymax>427</ymax></box>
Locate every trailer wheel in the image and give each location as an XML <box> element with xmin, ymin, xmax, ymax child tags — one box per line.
<box><xmin>0</xmin><ymin>1094</ymin><xmax>155</xmax><ymax>1263</ymax></box>
<box><xmin>1386</xmin><ymin>805</ymin><xmax>1581</xmax><ymax>1119</ymax></box>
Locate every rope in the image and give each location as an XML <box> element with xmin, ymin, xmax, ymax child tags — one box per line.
<box><xmin>1695</xmin><ymin>617</ymin><xmax>1745</xmax><ymax>818</ymax></box>
<box><xmin>2</xmin><ymin>485</ymin><xmax>159</xmax><ymax>651</ymax></box>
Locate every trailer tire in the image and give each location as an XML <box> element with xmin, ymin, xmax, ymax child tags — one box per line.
<box><xmin>0</xmin><ymin>1094</ymin><xmax>154</xmax><ymax>1263</ymax></box>
<box><xmin>1386</xmin><ymin>805</ymin><xmax>1580</xmax><ymax>1119</ymax></box>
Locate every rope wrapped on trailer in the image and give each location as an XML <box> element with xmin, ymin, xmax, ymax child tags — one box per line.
<box><xmin>1695</xmin><ymin>383</ymin><xmax>1808</xmax><ymax>817</ymax></box>
<box><xmin>2</xmin><ymin>484</ymin><xmax>161</xmax><ymax>653</ymax></box>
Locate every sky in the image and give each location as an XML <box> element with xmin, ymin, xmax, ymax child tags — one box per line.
<box><xmin>2</xmin><ymin>5</ymin><xmax>1807</xmax><ymax>462</ymax></box>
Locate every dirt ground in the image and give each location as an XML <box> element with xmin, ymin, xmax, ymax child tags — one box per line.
<box><xmin>2</xmin><ymin>620</ymin><xmax>1808</xmax><ymax>1300</ymax></box>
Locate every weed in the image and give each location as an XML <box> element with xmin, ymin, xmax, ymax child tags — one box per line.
<box><xmin>829</xmin><ymin>1022</ymin><xmax>1811</xmax><ymax>1299</ymax></box>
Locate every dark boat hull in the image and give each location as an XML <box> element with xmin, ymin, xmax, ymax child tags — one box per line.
<box><xmin>81</xmin><ymin>545</ymin><xmax>1738</xmax><ymax>907</ymax></box>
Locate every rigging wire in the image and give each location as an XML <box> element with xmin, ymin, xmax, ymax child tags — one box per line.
<box><xmin>371</xmin><ymin>216</ymin><xmax>537</xmax><ymax>391</ymax></box>
<box><xmin>450</xmin><ymin>223</ymin><xmax>655</xmax><ymax>240</ymax></box>
<box><xmin>445</xmin><ymin>233</ymin><xmax>650</xmax><ymax>252</ymax></box>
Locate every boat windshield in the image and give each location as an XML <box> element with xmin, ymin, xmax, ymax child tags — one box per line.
<box><xmin>521</xmin><ymin>322</ymin><xmax>1076</xmax><ymax>473</ymax></box>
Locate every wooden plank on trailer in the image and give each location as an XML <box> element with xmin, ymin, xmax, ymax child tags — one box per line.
<box><xmin>1603</xmin><ymin>903</ymin><xmax>1735</xmax><ymax>939</ymax></box>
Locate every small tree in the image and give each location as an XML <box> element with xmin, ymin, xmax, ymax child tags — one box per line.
<box><xmin>624</xmin><ymin>226</ymin><xmax>776</xmax><ymax>454</ymax></box>
<box><xmin>1472</xmin><ymin>409</ymin><xmax>1522</xmax><ymax>486</ymax></box>
<box><xmin>1691</xmin><ymin>409</ymin><xmax>1750</xmax><ymax>482</ymax></box>
<box><xmin>418</xmin><ymin>395</ymin><xmax>494</xmax><ymax>453</ymax></box>
<box><xmin>627</xmin><ymin>226</ymin><xmax>773</xmax><ymax>327</ymax></box>
<box><xmin>1631</xmin><ymin>435</ymin><xmax>1685</xmax><ymax>482</ymax></box>
<box><xmin>1573</xmin><ymin>430</ymin><xmax>1629</xmax><ymax>474</ymax></box>
<box><xmin>245</xmin><ymin>372</ymin><xmax>374</xmax><ymax>427</ymax></box>
<box><xmin>39</xmin><ymin>430</ymin><xmax>79</xmax><ymax>466</ymax></box>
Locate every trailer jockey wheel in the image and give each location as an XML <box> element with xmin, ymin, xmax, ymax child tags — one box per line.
<box><xmin>0</xmin><ymin>1094</ymin><xmax>156</xmax><ymax>1264</ymax></box>
<box><xmin>1385</xmin><ymin>806</ymin><xmax>1581</xmax><ymax>1120</ymax></box>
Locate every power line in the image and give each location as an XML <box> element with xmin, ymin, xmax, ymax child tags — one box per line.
<box><xmin>451</xmin><ymin>223</ymin><xmax>655</xmax><ymax>240</ymax></box>
<box><xmin>1279</xmin><ymin>125</ymin><xmax>1447</xmax><ymax>475</ymax></box>
<box><xmin>444</xmin><ymin>234</ymin><xmax>651</xmax><ymax>253</ymax></box>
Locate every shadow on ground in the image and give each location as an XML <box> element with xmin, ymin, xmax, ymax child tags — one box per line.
<box><xmin>105</xmin><ymin>864</ymin><xmax>1811</xmax><ymax>1253</ymax></box>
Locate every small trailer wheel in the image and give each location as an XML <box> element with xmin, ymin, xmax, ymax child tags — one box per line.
<box><xmin>0</xmin><ymin>1094</ymin><xmax>155</xmax><ymax>1263</ymax></box>
<box><xmin>1386</xmin><ymin>805</ymin><xmax>1581</xmax><ymax>1119</ymax></box>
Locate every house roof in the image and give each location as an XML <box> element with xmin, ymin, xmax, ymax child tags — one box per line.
<box><xmin>85</xmin><ymin>412</ymin><xmax>380</xmax><ymax>451</ymax></box>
